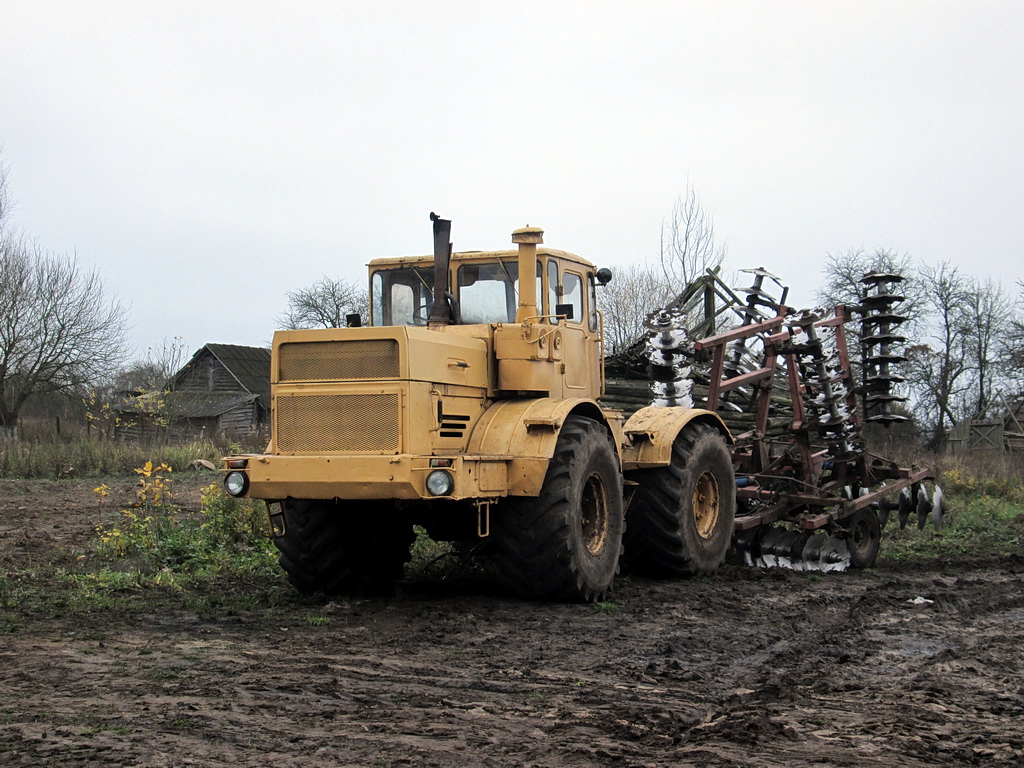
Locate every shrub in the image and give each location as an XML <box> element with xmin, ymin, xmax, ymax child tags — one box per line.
<box><xmin>94</xmin><ymin>463</ymin><xmax>274</xmax><ymax>581</ymax></box>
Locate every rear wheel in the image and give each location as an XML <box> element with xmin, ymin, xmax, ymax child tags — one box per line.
<box><xmin>275</xmin><ymin>499</ymin><xmax>414</xmax><ymax>595</ymax></box>
<box><xmin>492</xmin><ymin>415</ymin><xmax>624</xmax><ymax>602</ymax></box>
<box><xmin>623</xmin><ymin>422</ymin><xmax>736</xmax><ymax>577</ymax></box>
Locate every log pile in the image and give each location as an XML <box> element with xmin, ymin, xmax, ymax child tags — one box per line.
<box><xmin>602</xmin><ymin>375</ymin><xmax>794</xmax><ymax>437</ymax></box>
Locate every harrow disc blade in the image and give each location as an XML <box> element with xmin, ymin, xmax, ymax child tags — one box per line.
<box><xmin>739</xmin><ymin>284</ymin><xmax>774</xmax><ymax>299</ymax></box>
<box><xmin>756</xmin><ymin>527</ymin><xmax>788</xmax><ymax>568</ymax></box>
<box><xmin>860</xmin><ymin>312</ymin><xmax>908</xmax><ymax>326</ymax></box>
<box><xmin>801</xmin><ymin>533</ymin><xmax>829</xmax><ymax>572</ymax></box>
<box><xmin>740</xmin><ymin>266</ymin><xmax>782</xmax><ymax>281</ymax></box>
<box><xmin>865</xmin><ymin>414</ymin><xmax>910</xmax><ymax>425</ymax></box>
<box><xmin>931</xmin><ymin>485</ymin><xmax>944</xmax><ymax>529</ymax></box>
<box><xmin>897</xmin><ymin>487</ymin><xmax>913</xmax><ymax>530</ymax></box>
<box><xmin>861</xmin><ymin>271</ymin><xmax>906</xmax><ymax>285</ymax></box>
<box><xmin>733</xmin><ymin>528</ymin><xmax>761</xmax><ymax>566</ymax></box>
<box><xmin>777</xmin><ymin>531</ymin><xmax>807</xmax><ymax>570</ymax></box>
<box><xmin>860</xmin><ymin>293</ymin><xmax>906</xmax><ymax>306</ymax></box>
<box><xmin>917</xmin><ymin>486</ymin><xmax>934</xmax><ymax>530</ymax></box>
<box><xmin>818</xmin><ymin>536</ymin><xmax>851</xmax><ymax>572</ymax></box>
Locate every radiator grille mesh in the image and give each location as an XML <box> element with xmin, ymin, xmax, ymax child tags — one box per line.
<box><xmin>278</xmin><ymin>340</ymin><xmax>399</xmax><ymax>381</ymax></box>
<box><xmin>276</xmin><ymin>393</ymin><xmax>400</xmax><ymax>452</ymax></box>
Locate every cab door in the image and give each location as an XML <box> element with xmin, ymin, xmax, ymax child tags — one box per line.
<box><xmin>554</xmin><ymin>267</ymin><xmax>602</xmax><ymax>398</ymax></box>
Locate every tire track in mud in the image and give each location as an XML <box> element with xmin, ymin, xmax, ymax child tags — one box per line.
<box><xmin>3</xmin><ymin>480</ymin><xmax>1024</xmax><ymax>768</ymax></box>
<box><xmin>670</xmin><ymin>567</ymin><xmax>1024</xmax><ymax>766</ymax></box>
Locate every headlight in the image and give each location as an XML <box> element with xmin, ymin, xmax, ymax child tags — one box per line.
<box><xmin>224</xmin><ymin>471</ymin><xmax>249</xmax><ymax>497</ymax></box>
<box><xmin>425</xmin><ymin>469</ymin><xmax>454</xmax><ymax>497</ymax></box>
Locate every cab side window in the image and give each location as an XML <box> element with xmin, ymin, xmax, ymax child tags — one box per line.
<box><xmin>563</xmin><ymin>272</ymin><xmax>583</xmax><ymax>324</ymax></box>
<box><xmin>546</xmin><ymin>260</ymin><xmax>559</xmax><ymax>322</ymax></box>
<box><xmin>587</xmin><ymin>272</ymin><xmax>599</xmax><ymax>331</ymax></box>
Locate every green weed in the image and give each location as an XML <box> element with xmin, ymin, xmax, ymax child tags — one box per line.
<box><xmin>881</xmin><ymin>492</ymin><xmax>1024</xmax><ymax>564</ymax></box>
<box><xmin>407</xmin><ymin>526</ymin><xmax>456</xmax><ymax>575</ymax></box>
<box><xmin>93</xmin><ymin>464</ymin><xmax>274</xmax><ymax>581</ymax></box>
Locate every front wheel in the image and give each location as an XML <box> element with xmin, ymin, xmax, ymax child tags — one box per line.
<box><xmin>623</xmin><ymin>422</ymin><xmax>736</xmax><ymax>577</ymax></box>
<box><xmin>275</xmin><ymin>499</ymin><xmax>414</xmax><ymax>595</ymax></box>
<box><xmin>491</xmin><ymin>415</ymin><xmax>624</xmax><ymax>602</ymax></box>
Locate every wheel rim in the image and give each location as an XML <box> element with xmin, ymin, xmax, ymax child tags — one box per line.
<box><xmin>580</xmin><ymin>473</ymin><xmax>610</xmax><ymax>556</ymax></box>
<box><xmin>849</xmin><ymin>515</ymin><xmax>873</xmax><ymax>560</ymax></box>
<box><xmin>692</xmin><ymin>471</ymin><xmax>721</xmax><ymax>539</ymax></box>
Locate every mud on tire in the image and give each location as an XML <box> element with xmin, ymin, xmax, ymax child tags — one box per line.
<box><xmin>491</xmin><ymin>415</ymin><xmax>624</xmax><ymax>602</ymax></box>
<box><xmin>623</xmin><ymin>421</ymin><xmax>735</xmax><ymax>577</ymax></box>
<box><xmin>276</xmin><ymin>499</ymin><xmax>414</xmax><ymax>595</ymax></box>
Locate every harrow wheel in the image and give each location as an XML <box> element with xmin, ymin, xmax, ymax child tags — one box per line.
<box><xmin>623</xmin><ymin>422</ymin><xmax>736</xmax><ymax>577</ymax></box>
<box><xmin>843</xmin><ymin>508</ymin><xmax>881</xmax><ymax>568</ymax></box>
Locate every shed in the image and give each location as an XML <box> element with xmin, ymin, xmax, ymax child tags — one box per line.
<box><xmin>946</xmin><ymin>395</ymin><xmax>1024</xmax><ymax>454</ymax></box>
<box><xmin>117</xmin><ymin>344</ymin><xmax>271</xmax><ymax>441</ymax></box>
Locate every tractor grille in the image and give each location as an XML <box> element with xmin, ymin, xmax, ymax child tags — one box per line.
<box><xmin>278</xmin><ymin>339</ymin><xmax>400</xmax><ymax>381</ymax></box>
<box><xmin>276</xmin><ymin>393</ymin><xmax>400</xmax><ymax>453</ymax></box>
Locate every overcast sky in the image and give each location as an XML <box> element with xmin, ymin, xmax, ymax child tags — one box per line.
<box><xmin>2</xmin><ymin>1</ymin><xmax>1022</xmax><ymax>359</ymax></box>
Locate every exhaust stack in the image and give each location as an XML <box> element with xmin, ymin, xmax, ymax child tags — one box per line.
<box><xmin>512</xmin><ymin>225</ymin><xmax>543</xmax><ymax>323</ymax></box>
<box><xmin>428</xmin><ymin>212</ymin><xmax>453</xmax><ymax>326</ymax></box>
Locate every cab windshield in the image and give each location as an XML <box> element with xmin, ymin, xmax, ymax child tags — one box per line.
<box><xmin>457</xmin><ymin>260</ymin><xmax>519</xmax><ymax>324</ymax></box>
<box><xmin>371</xmin><ymin>259</ymin><xmax>531</xmax><ymax>326</ymax></box>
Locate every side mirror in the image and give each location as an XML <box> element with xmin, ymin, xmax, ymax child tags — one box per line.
<box><xmin>555</xmin><ymin>303</ymin><xmax>574</xmax><ymax>321</ymax></box>
<box><xmin>346</xmin><ymin>313</ymin><xmax>362</xmax><ymax>328</ymax></box>
<box><xmin>596</xmin><ymin>267</ymin><xmax>613</xmax><ymax>285</ymax></box>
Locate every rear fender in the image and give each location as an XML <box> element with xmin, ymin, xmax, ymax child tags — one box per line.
<box><xmin>621</xmin><ymin>406</ymin><xmax>732</xmax><ymax>471</ymax></box>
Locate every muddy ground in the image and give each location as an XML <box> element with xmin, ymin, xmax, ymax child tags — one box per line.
<box><xmin>1</xmin><ymin>477</ymin><xmax>1022</xmax><ymax>767</ymax></box>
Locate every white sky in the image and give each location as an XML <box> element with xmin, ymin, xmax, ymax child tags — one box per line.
<box><xmin>2</xmin><ymin>1</ymin><xmax>1022</xmax><ymax>359</ymax></box>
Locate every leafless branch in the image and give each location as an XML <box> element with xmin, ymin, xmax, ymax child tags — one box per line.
<box><xmin>279</xmin><ymin>276</ymin><xmax>369</xmax><ymax>329</ymax></box>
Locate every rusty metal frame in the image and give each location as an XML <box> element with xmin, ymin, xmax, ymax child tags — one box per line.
<box><xmin>692</xmin><ymin>305</ymin><xmax>934</xmax><ymax>535</ymax></box>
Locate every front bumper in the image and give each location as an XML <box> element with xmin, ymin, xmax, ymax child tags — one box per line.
<box><xmin>224</xmin><ymin>453</ymin><xmax>525</xmax><ymax>501</ymax></box>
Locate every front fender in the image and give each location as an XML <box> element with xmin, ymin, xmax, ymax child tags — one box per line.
<box><xmin>621</xmin><ymin>406</ymin><xmax>732</xmax><ymax>471</ymax></box>
<box><xmin>468</xmin><ymin>398</ymin><xmax>613</xmax><ymax>496</ymax></box>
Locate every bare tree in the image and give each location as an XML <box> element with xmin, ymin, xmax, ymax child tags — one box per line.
<box><xmin>106</xmin><ymin>336</ymin><xmax>188</xmax><ymax>395</ymax></box>
<box><xmin>279</xmin><ymin>276</ymin><xmax>368</xmax><ymax>329</ymax></box>
<box><xmin>962</xmin><ymin>277</ymin><xmax>1013</xmax><ymax>419</ymax></box>
<box><xmin>0</xmin><ymin>237</ymin><xmax>129</xmax><ymax>437</ymax></box>
<box><xmin>905</xmin><ymin>262</ymin><xmax>973</xmax><ymax>446</ymax></box>
<box><xmin>0</xmin><ymin>155</ymin><xmax>9</xmax><ymax>229</ymax></box>
<box><xmin>1003</xmin><ymin>280</ymin><xmax>1024</xmax><ymax>380</ymax></box>
<box><xmin>817</xmin><ymin>248</ymin><xmax>921</xmax><ymax>314</ymax></box>
<box><xmin>658</xmin><ymin>183</ymin><xmax>726</xmax><ymax>291</ymax></box>
<box><xmin>599</xmin><ymin>263</ymin><xmax>674</xmax><ymax>354</ymax></box>
<box><xmin>817</xmin><ymin>248</ymin><xmax>923</xmax><ymax>416</ymax></box>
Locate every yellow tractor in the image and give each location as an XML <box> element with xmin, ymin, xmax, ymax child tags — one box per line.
<box><xmin>223</xmin><ymin>214</ymin><xmax>734</xmax><ymax>600</ymax></box>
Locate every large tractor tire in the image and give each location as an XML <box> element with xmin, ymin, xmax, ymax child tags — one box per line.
<box><xmin>623</xmin><ymin>421</ymin><xmax>735</xmax><ymax>577</ymax></box>
<box><xmin>275</xmin><ymin>499</ymin><xmax>414</xmax><ymax>595</ymax></box>
<box><xmin>492</xmin><ymin>415</ymin><xmax>624</xmax><ymax>602</ymax></box>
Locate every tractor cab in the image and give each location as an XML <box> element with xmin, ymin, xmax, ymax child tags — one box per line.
<box><xmin>366</xmin><ymin>220</ymin><xmax>610</xmax><ymax>401</ymax></box>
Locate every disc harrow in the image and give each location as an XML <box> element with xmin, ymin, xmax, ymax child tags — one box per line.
<box><xmin>684</xmin><ymin>271</ymin><xmax>940</xmax><ymax>573</ymax></box>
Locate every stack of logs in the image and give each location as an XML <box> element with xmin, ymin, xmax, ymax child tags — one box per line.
<box><xmin>602</xmin><ymin>375</ymin><xmax>795</xmax><ymax>438</ymax></box>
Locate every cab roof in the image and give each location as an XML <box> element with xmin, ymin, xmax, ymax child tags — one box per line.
<box><xmin>367</xmin><ymin>248</ymin><xmax>597</xmax><ymax>271</ymax></box>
